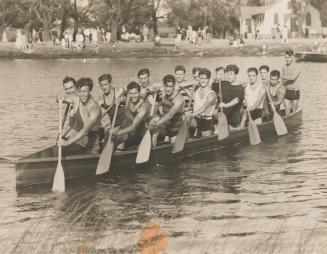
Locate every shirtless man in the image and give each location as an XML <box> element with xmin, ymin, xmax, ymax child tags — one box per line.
<box><xmin>110</xmin><ymin>82</ymin><xmax>149</xmax><ymax>149</ymax></box>
<box><xmin>61</xmin><ymin>77</ymin><xmax>101</xmax><ymax>154</ymax></box>
<box><xmin>243</xmin><ymin>67</ymin><xmax>266</xmax><ymax>125</ymax></box>
<box><xmin>149</xmin><ymin>75</ymin><xmax>184</xmax><ymax>144</ymax></box>
<box><xmin>282</xmin><ymin>49</ymin><xmax>301</xmax><ymax>114</ymax></box>
<box><xmin>267</xmin><ymin>70</ymin><xmax>286</xmax><ymax>116</ymax></box>
<box><xmin>189</xmin><ymin>68</ymin><xmax>217</xmax><ymax>136</ymax></box>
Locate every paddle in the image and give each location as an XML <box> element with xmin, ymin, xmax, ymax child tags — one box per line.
<box><xmin>52</xmin><ymin>99</ymin><xmax>65</xmax><ymax>192</ymax></box>
<box><xmin>96</xmin><ymin>100</ymin><xmax>120</xmax><ymax>175</ymax></box>
<box><xmin>247</xmin><ymin>109</ymin><xmax>261</xmax><ymax>145</ymax></box>
<box><xmin>172</xmin><ymin>99</ymin><xmax>190</xmax><ymax>154</ymax></box>
<box><xmin>217</xmin><ymin>80</ymin><xmax>229</xmax><ymax>140</ymax></box>
<box><xmin>136</xmin><ymin>93</ymin><xmax>157</xmax><ymax>164</ymax></box>
<box><xmin>265</xmin><ymin>86</ymin><xmax>288</xmax><ymax>136</ymax></box>
<box><xmin>62</xmin><ymin>103</ymin><xmax>70</xmax><ymax>129</ymax></box>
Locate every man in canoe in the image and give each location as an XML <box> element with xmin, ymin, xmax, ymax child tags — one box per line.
<box><xmin>282</xmin><ymin>49</ymin><xmax>301</xmax><ymax>114</ymax></box>
<box><xmin>57</xmin><ymin>77</ymin><xmax>80</xmax><ymax>135</ymax></box>
<box><xmin>242</xmin><ymin>67</ymin><xmax>266</xmax><ymax>125</ymax></box>
<box><xmin>149</xmin><ymin>75</ymin><xmax>184</xmax><ymax>144</ymax></box>
<box><xmin>97</xmin><ymin>74</ymin><xmax>126</xmax><ymax>148</ymax></box>
<box><xmin>189</xmin><ymin>68</ymin><xmax>217</xmax><ymax>137</ymax></box>
<box><xmin>175</xmin><ymin>65</ymin><xmax>194</xmax><ymax>112</ymax></box>
<box><xmin>109</xmin><ymin>82</ymin><xmax>149</xmax><ymax>149</ymax></box>
<box><xmin>137</xmin><ymin>68</ymin><xmax>162</xmax><ymax>101</ymax></box>
<box><xmin>218</xmin><ymin>64</ymin><xmax>244</xmax><ymax>129</ymax></box>
<box><xmin>259</xmin><ymin>65</ymin><xmax>271</xmax><ymax>121</ymax></box>
<box><xmin>61</xmin><ymin>77</ymin><xmax>101</xmax><ymax>154</ymax></box>
<box><xmin>267</xmin><ymin>70</ymin><xmax>286</xmax><ymax>116</ymax></box>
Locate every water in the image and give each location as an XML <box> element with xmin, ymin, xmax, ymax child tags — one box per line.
<box><xmin>1</xmin><ymin>57</ymin><xmax>327</xmax><ymax>253</ymax></box>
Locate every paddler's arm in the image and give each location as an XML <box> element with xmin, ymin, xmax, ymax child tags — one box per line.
<box><xmin>219</xmin><ymin>97</ymin><xmax>239</xmax><ymax>108</ymax></box>
<box><xmin>192</xmin><ymin>92</ymin><xmax>216</xmax><ymax>117</ymax></box>
<box><xmin>61</xmin><ymin>106</ymin><xmax>101</xmax><ymax>146</ymax></box>
<box><xmin>152</xmin><ymin>96</ymin><xmax>184</xmax><ymax>127</ymax></box>
<box><xmin>276</xmin><ymin>85</ymin><xmax>286</xmax><ymax>105</ymax></box>
<box><xmin>247</xmin><ymin>86</ymin><xmax>266</xmax><ymax>111</ymax></box>
<box><xmin>115</xmin><ymin>104</ymin><xmax>148</xmax><ymax>136</ymax></box>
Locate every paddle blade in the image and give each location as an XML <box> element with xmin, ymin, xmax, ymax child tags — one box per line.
<box><xmin>273</xmin><ymin>112</ymin><xmax>288</xmax><ymax>136</ymax></box>
<box><xmin>52</xmin><ymin>162</ymin><xmax>65</xmax><ymax>192</ymax></box>
<box><xmin>248</xmin><ymin>118</ymin><xmax>261</xmax><ymax>145</ymax></box>
<box><xmin>217</xmin><ymin>112</ymin><xmax>229</xmax><ymax>140</ymax></box>
<box><xmin>136</xmin><ymin>130</ymin><xmax>152</xmax><ymax>164</ymax></box>
<box><xmin>172</xmin><ymin>119</ymin><xmax>189</xmax><ymax>154</ymax></box>
<box><xmin>96</xmin><ymin>137</ymin><xmax>114</xmax><ymax>175</ymax></box>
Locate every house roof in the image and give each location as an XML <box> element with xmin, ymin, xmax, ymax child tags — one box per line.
<box><xmin>240</xmin><ymin>5</ymin><xmax>273</xmax><ymax>19</ymax></box>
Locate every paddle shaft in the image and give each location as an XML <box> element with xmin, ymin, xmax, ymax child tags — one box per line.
<box><xmin>265</xmin><ymin>85</ymin><xmax>277</xmax><ymax>112</ymax></box>
<box><xmin>61</xmin><ymin>103</ymin><xmax>70</xmax><ymax>129</ymax></box>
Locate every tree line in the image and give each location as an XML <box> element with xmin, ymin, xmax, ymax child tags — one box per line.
<box><xmin>0</xmin><ymin>0</ymin><xmax>326</xmax><ymax>43</ymax></box>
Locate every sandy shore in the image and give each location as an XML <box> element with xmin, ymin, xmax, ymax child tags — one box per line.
<box><xmin>0</xmin><ymin>38</ymin><xmax>322</xmax><ymax>59</ymax></box>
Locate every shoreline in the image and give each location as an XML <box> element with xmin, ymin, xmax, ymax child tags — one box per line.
<box><xmin>0</xmin><ymin>39</ymin><xmax>316</xmax><ymax>60</ymax></box>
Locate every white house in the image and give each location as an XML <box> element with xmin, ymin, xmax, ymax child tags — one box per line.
<box><xmin>240</xmin><ymin>0</ymin><xmax>323</xmax><ymax>39</ymax></box>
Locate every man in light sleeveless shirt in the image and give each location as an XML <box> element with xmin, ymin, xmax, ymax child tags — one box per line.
<box><xmin>189</xmin><ymin>68</ymin><xmax>217</xmax><ymax>137</ymax></box>
<box><xmin>243</xmin><ymin>67</ymin><xmax>266</xmax><ymax>125</ymax></box>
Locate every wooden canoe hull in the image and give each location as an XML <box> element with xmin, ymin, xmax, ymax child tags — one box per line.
<box><xmin>15</xmin><ymin>109</ymin><xmax>303</xmax><ymax>188</ymax></box>
<box><xmin>295</xmin><ymin>52</ymin><xmax>327</xmax><ymax>63</ymax></box>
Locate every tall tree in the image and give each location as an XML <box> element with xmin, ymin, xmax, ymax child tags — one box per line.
<box><xmin>289</xmin><ymin>0</ymin><xmax>311</xmax><ymax>37</ymax></box>
<box><xmin>0</xmin><ymin>0</ymin><xmax>17</xmax><ymax>40</ymax></box>
<box><xmin>90</xmin><ymin>0</ymin><xmax>147</xmax><ymax>42</ymax></box>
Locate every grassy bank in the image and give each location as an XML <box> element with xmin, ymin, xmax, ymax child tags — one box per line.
<box><xmin>0</xmin><ymin>39</ymin><xmax>321</xmax><ymax>59</ymax></box>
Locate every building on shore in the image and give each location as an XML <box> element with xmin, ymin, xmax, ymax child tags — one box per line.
<box><xmin>240</xmin><ymin>0</ymin><xmax>324</xmax><ymax>39</ymax></box>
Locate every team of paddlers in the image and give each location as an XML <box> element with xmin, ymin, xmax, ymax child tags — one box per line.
<box><xmin>57</xmin><ymin>49</ymin><xmax>301</xmax><ymax>154</ymax></box>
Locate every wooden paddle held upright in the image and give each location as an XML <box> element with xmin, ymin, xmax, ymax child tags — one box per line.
<box><xmin>96</xmin><ymin>101</ymin><xmax>120</xmax><ymax>175</ymax></box>
<box><xmin>217</xmin><ymin>80</ymin><xmax>229</xmax><ymax>140</ymax></box>
<box><xmin>136</xmin><ymin>93</ymin><xmax>157</xmax><ymax>164</ymax></box>
<box><xmin>265</xmin><ymin>87</ymin><xmax>288</xmax><ymax>136</ymax></box>
<box><xmin>52</xmin><ymin>99</ymin><xmax>65</xmax><ymax>192</ymax></box>
<box><xmin>247</xmin><ymin>110</ymin><xmax>261</xmax><ymax>145</ymax></box>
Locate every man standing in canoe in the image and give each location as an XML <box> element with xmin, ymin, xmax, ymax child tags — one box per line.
<box><xmin>61</xmin><ymin>77</ymin><xmax>101</xmax><ymax>154</ymax></box>
<box><xmin>97</xmin><ymin>74</ymin><xmax>126</xmax><ymax>147</ymax></box>
<box><xmin>243</xmin><ymin>67</ymin><xmax>266</xmax><ymax>125</ymax></box>
<box><xmin>189</xmin><ymin>68</ymin><xmax>217</xmax><ymax>137</ymax></box>
<box><xmin>282</xmin><ymin>49</ymin><xmax>301</xmax><ymax>114</ymax></box>
<box><xmin>149</xmin><ymin>75</ymin><xmax>184</xmax><ymax>144</ymax></box>
<box><xmin>109</xmin><ymin>82</ymin><xmax>149</xmax><ymax>149</ymax></box>
<box><xmin>267</xmin><ymin>70</ymin><xmax>286</xmax><ymax>116</ymax></box>
<box><xmin>218</xmin><ymin>64</ymin><xmax>244</xmax><ymax>129</ymax></box>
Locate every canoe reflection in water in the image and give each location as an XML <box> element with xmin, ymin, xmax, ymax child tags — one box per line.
<box><xmin>15</xmin><ymin>109</ymin><xmax>303</xmax><ymax>190</ymax></box>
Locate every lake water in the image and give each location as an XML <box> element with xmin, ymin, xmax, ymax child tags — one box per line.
<box><xmin>1</xmin><ymin>57</ymin><xmax>327</xmax><ymax>254</ymax></box>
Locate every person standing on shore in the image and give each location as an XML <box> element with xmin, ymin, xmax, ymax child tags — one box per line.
<box><xmin>282</xmin><ymin>49</ymin><xmax>301</xmax><ymax>114</ymax></box>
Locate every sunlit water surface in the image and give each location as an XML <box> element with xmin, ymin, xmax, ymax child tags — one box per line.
<box><xmin>1</xmin><ymin>57</ymin><xmax>327</xmax><ymax>254</ymax></box>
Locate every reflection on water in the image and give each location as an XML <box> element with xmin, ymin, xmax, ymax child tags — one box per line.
<box><xmin>1</xmin><ymin>58</ymin><xmax>327</xmax><ymax>253</ymax></box>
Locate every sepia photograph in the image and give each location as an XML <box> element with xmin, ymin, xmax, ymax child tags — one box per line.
<box><xmin>1</xmin><ymin>0</ymin><xmax>327</xmax><ymax>253</ymax></box>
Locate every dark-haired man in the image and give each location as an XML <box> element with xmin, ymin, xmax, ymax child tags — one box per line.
<box><xmin>137</xmin><ymin>68</ymin><xmax>162</xmax><ymax>101</ymax></box>
<box><xmin>61</xmin><ymin>77</ymin><xmax>101</xmax><ymax>154</ymax></box>
<box><xmin>243</xmin><ymin>67</ymin><xmax>266</xmax><ymax>124</ymax></box>
<box><xmin>62</xmin><ymin>76</ymin><xmax>78</xmax><ymax>95</ymax></box>
<box><xmin>110</xmin><ymin>82</ymin><xmax>149</xmax><ymax>149</ymax></box>
<box><xmin>189</xmin><ymin>68</ymin><xmax>217</xmax><ymax>136</ymax></box>
<box><xmin>267</xmin><ymin>70</ymin><xmax>286</xmax><ymax>116</ymax></box>
<box><xmin>259</xmin><ymin>65</ymin><xmax>270</xmax><ymax>120</ymax></box>
<box><xmin>218</xmin><ymin>64</ymin><xmax>244</xmax><ymax>129</ymax></box>
<box><xmin>97</xmin><ymin>74</ymin><xmax>126</xmax><ymax>148</ymax></box>
<box><xmin>282</xmin><ymin>49</ymin><xmax>301</xmax><ymax>114</ymax></box>
<box><xmin>149</xmin><ymin>75</ymin><xmax>184</xmax><ymax>144</ymax></box>
<box><xmin>175</xmin><ymin>65</ymin><xmax>194</xmax><ymax>112</ymax></box>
